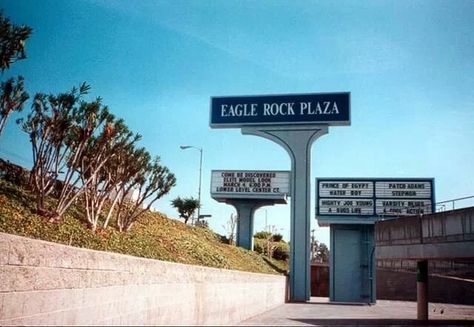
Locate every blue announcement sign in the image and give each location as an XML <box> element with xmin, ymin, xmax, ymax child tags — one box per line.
<box><xmin>210</xmin><ymin>92</ymin><xmax>350</xmax><ymax>128</ymax></box>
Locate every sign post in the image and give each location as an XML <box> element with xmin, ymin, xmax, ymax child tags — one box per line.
<box><xmin>211</xmin><ymin>170</ymin><xmax>290</xmax><ymax>250</ymax></box>
<box><xmin>210</xmin><ymin>92</ymin><xmax>350</xmax><ymax>302</ymax></box>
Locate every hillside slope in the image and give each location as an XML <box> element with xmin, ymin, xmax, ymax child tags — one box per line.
<box><xmin>0</xmin><ymin>179</ymin><xmax>288</xmax><ymax>275</ymax></box>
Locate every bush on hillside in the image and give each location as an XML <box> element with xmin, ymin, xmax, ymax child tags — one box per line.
<box><xmin>254</xmin><ymin>238</ymin><xmax>265</xmax><ymax>254</ymax></box>
<box><xmin>253</xmin><ymin>237</ymin><xmax>289</xmax><ymax>261</ymax></box>
<box><xmin>0</xmin><ymin>179</ymin><xmax>288</xmax><ymax>275</ymax></box>
<box><xmin>273</xmin><ymin>241</ymin><xmax>289</xmax><ymax>261</ymax></box>
<box><xmin>272</xmin><ymin>233</ymin><xmax>284</xmax><ymax>242</ymax></box>
<box><xmin>254</xmin><ymin>231</ymin><xmax>272</xmax><ymax>239</ymax></box>
<box><xmin>0</xmin><ymin>158</ymin><xmax>29</xmax><ymax>188</ymax></box>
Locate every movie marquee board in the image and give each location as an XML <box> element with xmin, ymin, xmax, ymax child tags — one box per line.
<box><xmin>316</xmin><ymin>178</ymin><xmax>434</xmax><ymax>217</ymax></box>
<box><xmin>211</xmin><ymin>170</ymin><xmax>290</xmax><ymax>201</ymax></box>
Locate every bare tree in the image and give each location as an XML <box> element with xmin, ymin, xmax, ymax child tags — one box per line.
<box><xmin>222</xmin><ymin>213</ymin><xmax>238</xmax><ymax>245</ymax></box>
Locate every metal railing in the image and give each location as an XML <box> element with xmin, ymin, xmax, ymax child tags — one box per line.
<box><xmin>435</xmin><ymin>195</ymin><xmax>474</xmax><ymax>212</ymax></box>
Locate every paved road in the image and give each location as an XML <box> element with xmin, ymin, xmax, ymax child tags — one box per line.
<box><xmin>239</xmin><ymin>297</ymin><xmax>474</xmax><ymax>326</ymax></box>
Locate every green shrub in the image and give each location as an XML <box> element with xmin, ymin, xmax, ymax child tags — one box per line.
<box><xmin>254</xmin><ymin>231</ymin><xmax>272</xmax><ymax>239</ymax></box>
<box><xmin>254</xmin><ymin>238</ymin><xmax>265</xmax><ymax>254</ymax></box>
<box><xmin>253</xmin><ymin>237</ymin><xmax>289</xmax><ymax>261</ymax></box>
<box><xmin>273</xmin><ymin>241</ymin><xmax>290</xmax><ymax>261</ymax></box>
<box><xmin>272</xmin><ymin>233</ymin><xmax>284</xmax><ymax>242</ymax></box>
<box><xmin>0</xmin><ymin>158</ymin><xmax>30</xmax><ymax>188</ymax></box>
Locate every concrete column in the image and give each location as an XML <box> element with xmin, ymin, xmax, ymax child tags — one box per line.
<box><xmin>235</xmin><ymin>202</ymin><xmax>255</xmax><ymax>250</ymax></box>
<box><xmin>227</xmin><ymin>200</ymin><xmax>274</xmax><ymax>250</ymax></box>
<box><xmin>242</xmin><ymin>126</ymin><xmax>328</xmax><ymax>302</ymax></box>
<box><xmin>417</xmin><ymin>260</ymin><xmax>429</xmax><ymax>320</ymax></box>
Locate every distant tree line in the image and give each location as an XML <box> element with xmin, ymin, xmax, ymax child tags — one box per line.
<box><xmin>0</xmin><ymin>11</ymin><xmax>176</xmax><ymax>233</ymax></box>
<box><xmin>311</xmin><ymin>240</ymin><xmax>329</xmax><ymax>263</ymax></box>
<box><xmin>253</xmin><ymin>229</ymin><xmax>329</xmax><ymax>263</ymax></box>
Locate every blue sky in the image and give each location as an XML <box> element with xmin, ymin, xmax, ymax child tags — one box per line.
<box><xmin>1</xmin><ymin>0</ymin><xmax>473</xmax><ymax>245</ymax></box>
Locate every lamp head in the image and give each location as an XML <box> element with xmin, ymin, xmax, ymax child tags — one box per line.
<box><xmin>180</xmin><ymin>145</ymin><xmax>191</xmax><ymax>150</ymax></box>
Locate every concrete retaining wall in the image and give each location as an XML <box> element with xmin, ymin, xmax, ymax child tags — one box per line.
<box><xmin>0</xmin><ymin>233</ymin><xmax>286</xmax><ymax>325</ymax></box>
<box><xmin>377</xmin><ymin>268</ymin><xmax>474</xmax><ymax>305</ymax></box>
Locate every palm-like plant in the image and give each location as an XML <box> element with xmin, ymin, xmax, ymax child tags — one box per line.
<box><xmin>0</xmin><ymin>12</ymin><xmax>32</xmax><ymax>72</ymax></box>
<box><xmin>0</xmin><ymin>12</ymin><xmax>32</xmax><ymax>140</ymax></box>
<box><xmin>0</xmin><ymin>76</ymin><xmax>28</xmax><ymax>138</ymax></box>
<box><xmin>18</xmin><ymin>83</ymin><xmax>90</xmax><ymax>215</ymax></box>
<box><xmin>171</xmin><ymin>197</ymin><xmax>200</xmax><ymax>224</ymax></box>
<box><xmin>116</xmin><ymin>156</ymin><xmax>176</xmax><ymax>232</ymax></box>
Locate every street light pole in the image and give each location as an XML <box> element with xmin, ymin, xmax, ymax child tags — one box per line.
<box><xmin>197</xmin><ymin>147</ymin><xmax>203</xmax><ymax>221</ymax></box>
<box><xmin>180</xmin><ymin>145</ymin><xmax>203</xmax><ymax>224</ymax></box>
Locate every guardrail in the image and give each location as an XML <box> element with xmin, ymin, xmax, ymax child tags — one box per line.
<box><xmin>375</xmin><ymin>206</ymin><xmax>474</xmax><ymax>247</ymax></box>
<box><xmin>435</xmin><ymin>195</ymin><xmax>474</xmax><ymax>211</ymax></box>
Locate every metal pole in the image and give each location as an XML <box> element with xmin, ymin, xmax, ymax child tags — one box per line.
<box><xmin>197</xmin><ymin>147</ymin><xmax>203</xmax><ymax>221</ymax></box>
<box><xmin>265</xmin><ymin>209</ymin><xmax>268</xmax><ymax>231</ymax></box>
<box><xmin>180</xmin><ymin>145</ymin><xmax>203</xmax><ymax>225</ymax></box>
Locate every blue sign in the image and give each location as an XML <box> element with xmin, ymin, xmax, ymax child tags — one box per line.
<box><xmin>210</xmin><ymin>92</ymin><xmax>350</xmax><ymax>128</ymax></box>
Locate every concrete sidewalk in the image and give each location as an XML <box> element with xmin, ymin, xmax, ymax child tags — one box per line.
<box><xmin>239</xmin><ymin>297</ymin><xmax>474</xmax><ymax>326</ymax></box>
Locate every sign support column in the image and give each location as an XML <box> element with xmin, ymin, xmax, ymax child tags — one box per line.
<box><xmin>242</xmin><ymin>125</ymin><xmax>328</xmax><ymax>301</ymax></box>
<box><xmin>210</xmin><ymin>91</ymin><xmax>350</xmax><ymax>302</ymax></box>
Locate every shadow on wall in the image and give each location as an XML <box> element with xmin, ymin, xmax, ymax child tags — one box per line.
<box><xmin>376</xmin><ymin>268</ymin><xmax>474</xmax><ymax>305</ymax></box>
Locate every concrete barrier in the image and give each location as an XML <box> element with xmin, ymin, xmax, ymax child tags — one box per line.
<box><xmin>375</xmin><ymin>207</ymin><xmax>474</xmax><ymax>260</ymax></box>
<box><xmin>0</xmin><ymin>232</ymin><xmax>286</xmax><ymax>325</ymax></box>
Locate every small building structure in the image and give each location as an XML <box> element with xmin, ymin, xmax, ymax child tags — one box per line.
<box><xmin>316</xmin><ymin>177</ymin><xmax>434</xmax><ymax>304</ymax></box>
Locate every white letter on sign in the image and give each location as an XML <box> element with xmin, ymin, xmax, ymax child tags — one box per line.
<box><xmin>221</xmin><ymin>104</ymin><xmax>228</xmax><ymax>117</ymax></box>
